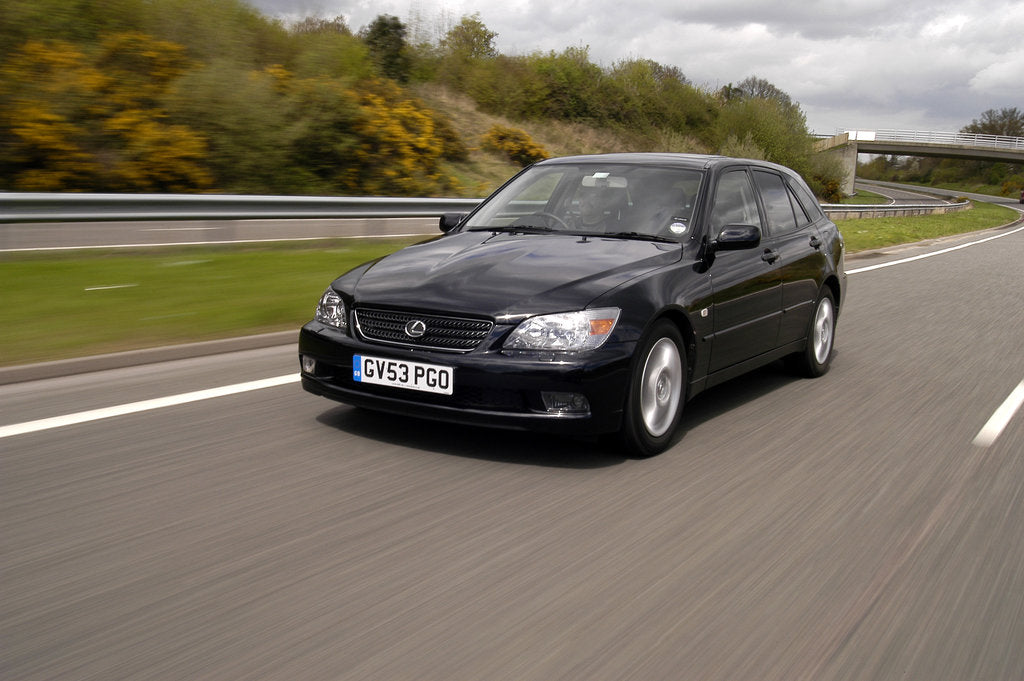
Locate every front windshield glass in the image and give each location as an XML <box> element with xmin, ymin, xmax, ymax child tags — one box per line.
<box><xmin>465</xmin><ymin>164</ymin><xmax>704</xmax><ymax>240</ymax></box>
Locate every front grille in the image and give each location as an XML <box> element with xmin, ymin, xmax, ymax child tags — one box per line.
<box><xmin>354</xmin><ymin>308</ymin><xmax>493</xmax><ymax>352</ymax></box>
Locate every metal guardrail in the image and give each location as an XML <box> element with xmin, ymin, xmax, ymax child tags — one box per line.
<box><xmin>820</xmin><ymin>202</ymin><xmax>965</xmax><ymax>210</ymax></box>
<box><xmin>820</xmin><ymin>199</ymin><xmax>971</xmax><ymax>220</ymax></box>
<box><xmin>0</xmin><ymin>192</ymin><xmax>971</xmax><ymax>225</ymax></box>
<box><xmin>0</xmin><ymin>192</ymin><xmax>482</xmax><ymax>223</ymax></box>
<box><xmin>837</xmin><ymin>129</ymin><xmax>1024</xmax><ymax>150</ymax></box>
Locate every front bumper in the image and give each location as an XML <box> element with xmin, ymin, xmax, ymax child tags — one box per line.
<box><xmin>298</xmin><ymin>322</ymin><xmax>634</xmax><ymax>435</ymax></box>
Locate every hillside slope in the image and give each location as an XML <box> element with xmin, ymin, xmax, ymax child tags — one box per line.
<box><xmin>414</xmin><ymin>84</ymin><xmax>711</xmax><ymax>197</ymax></box>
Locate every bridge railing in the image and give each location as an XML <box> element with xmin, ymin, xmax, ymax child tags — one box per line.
<box><xmin>838</xmin><ymin>129</ymin><xmax>1024</xmax><ymax>150</ymax></box>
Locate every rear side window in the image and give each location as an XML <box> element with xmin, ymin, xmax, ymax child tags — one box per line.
<box><xmin>753</xmin><ymin>170</ymin><xmax>798</xmax><ymax>234</ymax></box>
<box><xmin>788</xmin><ymin>178</ymin><xmax>825</xmax><ymax>222</ymax></box>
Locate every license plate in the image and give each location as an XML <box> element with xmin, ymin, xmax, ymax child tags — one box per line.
<box><xmin>353</xmin><ymin>355</ymin><xmax>453</xmax><ymax>395</ymax></box>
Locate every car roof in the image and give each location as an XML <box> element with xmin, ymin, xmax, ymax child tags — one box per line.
<box><xmin>536</xmin><ymin>152</ymin><xmax>798</xmax><ymax>175</ymax></box>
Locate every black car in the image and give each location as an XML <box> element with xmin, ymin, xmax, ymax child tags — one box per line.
<box><xmin>299</xmin><ymin>153</ymin><xmax>846</xmax><ymax>457</ymax></box>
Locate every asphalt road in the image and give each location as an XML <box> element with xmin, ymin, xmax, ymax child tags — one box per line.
<box><xmin>855</xmin><ymin>181</ymin><xmax>949</xmax><ymax>203</ymax></box>
<box><xmin>0</xmin><ymin>217</ymin><xmax>440</xmax><ymax>251</ymax></box>
<box><xmin>2</xmin><ymin>213</ymin><xmax>1024</xmax><ymax>680</ymax></box>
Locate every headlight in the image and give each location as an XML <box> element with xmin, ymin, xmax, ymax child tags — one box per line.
<box><xmin>504</xmin><ymin>308</ymin><xmax>620</xmax><ymax>352</ymax></box>
<box><xmin>315</xmin><ymin>287</ymin><xmax>347</xmax><ymax>330</ymax></box>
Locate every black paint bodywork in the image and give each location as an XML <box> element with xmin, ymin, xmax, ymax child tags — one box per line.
<box><xmin>299</xmin><ymin>153</ymin><xmax>846</xmax><ymax>436</ymax></box>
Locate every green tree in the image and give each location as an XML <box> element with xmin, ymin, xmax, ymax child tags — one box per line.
<box><xmin>962</xmin><ymin>107</ymin><xmax>1024</xmax><ymax>137</ymax></box>
<box><xmin>721</xmin><ymin>76</ymin><xmax>795</xmax><ymax>109</ymax></box>
<box><xmin>163</xmin><ymin>61</ymin><xmax>302</xmax><ymax>193</ymax></box>
<box><xmin>525</xmin><ymin>47</ymin><xmax>604</xmax><ymax>121</ymax></box>
<box><xmin>440</xmin><ymin>13</ymin><xmax>497</xmax><ymax>59</ymax></box>
<box><xmin>290</xmin><ymin>15</ymin><xmax>350</xmax><ymax>35</ymax></box>
<box><xmin>284</xmin><ymin>76</ymin><xmax>363</xmax><ymax>193</ymax></box>
<box><xmin>289</xmin><ymin>26</ymin><xmax>373</xmax><ymax>81</ymax></box>
<box><xmin>606</xmin><ymin>58</ymin><xmax>713</xmax><ymax>134</ymax></box>
<box><xmin>714</xmin><ymin>95</ymin><xmax>811</xmax><ymax>169</ymax></box>
<box><xmin>361</xmin><ymin>14</ymin><xmax>410</xmax><ymax>82</ymax></box>
<box><xmin>0</xmin><ymin>0</ymin><xmax>146</xmax><ymax>54</ymax></box>
<box><xmin>136</xmin><ymin>0</ymin><xmax>291</xmax><ymax>67</ymax></box>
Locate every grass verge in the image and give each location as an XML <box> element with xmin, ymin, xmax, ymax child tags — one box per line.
<box><xmin>841</xmin><ymin>200</ymin><xmax>1018</xmax><ymax>252</ymax></box>
<box><xmin>1</xmin><ymin>237</ymin><xmax>423</xmax><ymax>366</ymax></box>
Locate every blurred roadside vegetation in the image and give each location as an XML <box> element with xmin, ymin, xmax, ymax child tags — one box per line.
<box><xmin>1</xmin><ymin>0</ymin><xmax>847</xmax><ymax>200</ymax></box>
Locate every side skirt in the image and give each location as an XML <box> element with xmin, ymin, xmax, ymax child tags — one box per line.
<box><xmin>686</xmin><ymin>338</ymin><xmax>805</xmax><ymax>400</ymax></box>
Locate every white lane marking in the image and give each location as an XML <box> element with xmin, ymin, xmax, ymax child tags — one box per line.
<box><xmin>84</xmin><ymin>283</ymin><xmax>138</xmax><ymax>291</ymax></box>
<box><xmin>0</xmin><ymin>374</ymin><xmax>300</xmax><ymax>440</ymax></box>
<box><xmin>973</xmin><ymin>381</ymin><xmax>1024</xmax><ymax>447</ymax></box>
<box><xmin>848</xmin><ymin>222</ymin><xmax>1024</xmax><ymax>274</ymax></box>
<box><xmin>141</xmin><ymin>227</ymin><xmax>221</xmax><ymax>231</ymax></box>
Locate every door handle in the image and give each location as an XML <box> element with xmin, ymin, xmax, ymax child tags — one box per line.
<box><xmin>761</xmin><ymin>249</ymin><xmax>779</xmax><ymax>264</ymax></box>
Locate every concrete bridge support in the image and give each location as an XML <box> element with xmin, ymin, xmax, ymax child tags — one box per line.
<box><xmin>815</xmin><ymin>133</ymin><xmax>858</xmax><ymax>196</ymax></box>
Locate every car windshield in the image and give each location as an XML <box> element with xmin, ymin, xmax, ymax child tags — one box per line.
<box><xmin>465</xmin><ymin>163</ymin><xmax>703</xmax><ymax>240</ymax></box>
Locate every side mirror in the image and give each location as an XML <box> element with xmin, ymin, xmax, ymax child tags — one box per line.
<box><xmin>439</xmin><ymin>213</ymin><xmax>466</xmax><ymax>233</ymax></box>
<box><xmin>713</xmin><ymin>224</ymin><xmax>761</xmax><ymax>251</ymax></box>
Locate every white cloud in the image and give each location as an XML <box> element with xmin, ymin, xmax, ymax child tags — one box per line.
<box><xmin>970</xmin><ymin>48</ymin><xmax>1024</xmax><ymax>92</ymax></box>
<box><xmin>920</xmin><ymin>14</ymin><xmax>969</xmax><ymax>38</ymax></box>
<box><xmin>248</xmin><ymin>0</ymin><xmax>1023</xmax><ymax>134</ymax></box>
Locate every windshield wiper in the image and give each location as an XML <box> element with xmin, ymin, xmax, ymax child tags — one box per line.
<box><xmin>604</xmin><ymin>231</ymin><xmax>677</xmax><ymax>244</ymax></box>
<box><xmin>468</xmin><ymin>225</ymin><xmax>556</xmax><ymax>234</ymax></box>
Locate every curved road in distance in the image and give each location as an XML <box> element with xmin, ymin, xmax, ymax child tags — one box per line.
<box><xmin>854</xmin><ymin>180</ymin><xmax>950</xmax><ymax>203</ymax></box>
<box><xmin>2</xmin><ymin>208</ymin><xmax>1023</xmax><ymax>680</ymax></box>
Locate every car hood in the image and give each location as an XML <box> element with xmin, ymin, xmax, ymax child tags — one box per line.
<box><xmin>343</xmin><ymin>231</ymin><xmax>682</xmax><ymax>318</ymax></box>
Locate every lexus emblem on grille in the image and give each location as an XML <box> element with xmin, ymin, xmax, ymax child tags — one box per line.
<box><xmin>404</xmin><ymin>319</ymin><xmax>427</xmax><ymax>338</ymax></box>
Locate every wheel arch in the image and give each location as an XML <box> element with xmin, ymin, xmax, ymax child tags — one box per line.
<box><xmin>823</xmin><ymin>274</ymin><xmax>842</xmax><ymax>314</ymax></box>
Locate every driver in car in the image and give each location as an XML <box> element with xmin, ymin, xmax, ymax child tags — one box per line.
<box><xmin>576</xmin><ymin>186</ymin><xmax>621</xmax><ymax>231</ymax></box>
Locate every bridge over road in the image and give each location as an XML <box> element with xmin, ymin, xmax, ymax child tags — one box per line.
<box><xmin>816</xmin><ymin>129</ymin><xmax>1024</xmax><ymax>195</ymax></box>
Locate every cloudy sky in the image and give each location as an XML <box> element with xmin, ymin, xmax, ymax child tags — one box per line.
<box><xmin>248</xmin><ymin>0</ymin><xmax>1022</xmax><ymax>135</ymax></box>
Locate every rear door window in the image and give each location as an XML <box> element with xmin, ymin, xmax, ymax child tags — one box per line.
<box><xmin>788</xmin><ymin>178</ymin><xmax>825</xmax><ymax>222</ymax></box>
<box><xmin>753</xmin><ymin>170</ymin><xmax>798</xmax><ymax>234</ymax></box>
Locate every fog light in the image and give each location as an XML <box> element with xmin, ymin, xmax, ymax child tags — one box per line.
<box><xmin>301</xmin><ymin>355</ymin><xmax>317</xmax><ymax>374</ymax></box>
<box><xmin>541</xmin><ymin>391</ymin><xmax>590</xmax><ymax>414</ymax></box>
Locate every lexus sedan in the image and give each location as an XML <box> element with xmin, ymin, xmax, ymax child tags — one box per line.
<box><xmin>299</xmin><ymin>153</ymin><xmax>846</xmax><ymax>457</ymax></box>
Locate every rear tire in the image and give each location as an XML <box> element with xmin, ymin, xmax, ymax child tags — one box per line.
<box><xmin>789</xmin><ymin>288</ymin><xmax>836</xmax><ymax>377</ymax></box>
<box><xmin>618</xmin><ymin>321</ymin><xmax>686</xmax><ymax>458</ymax></box>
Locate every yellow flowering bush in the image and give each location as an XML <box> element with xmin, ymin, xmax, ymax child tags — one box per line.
<box><xmin>0</xmin><ymin>35</ymin><xmax>211</xmax><ymax>191</ymax></box>
<box><xmin>482</xmin><ymin>125</ymin><xmax>550</xmax><ymax>166</ymax></box>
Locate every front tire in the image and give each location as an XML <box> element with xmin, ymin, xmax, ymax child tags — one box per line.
<box><xmin>618</xmin><ymin>321</ymin><xmax>686</xmax><ymax>458</ymax></box>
